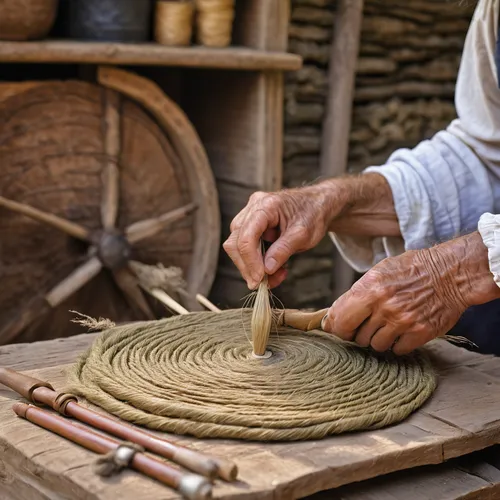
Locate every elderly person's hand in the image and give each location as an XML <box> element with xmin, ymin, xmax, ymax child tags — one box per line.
<box><xmin>323</xmin><ymin>231</ymin><xmax>500</xmax><ymax>355</ymax></box>
<box><xmin>223</xmin><ymin>174</ymin><xmax>399</xmax><ymax>289</ymax></box>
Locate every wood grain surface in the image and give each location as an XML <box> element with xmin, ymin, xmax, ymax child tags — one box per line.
<box><xmin>0</xmin><ymin>41</ymin><xmax>302</xmax><ymax>70</ymax></box>
<box><xmin>1</xmin><ymin>336</ymin><xmax>500</xmax><ymax>499</ymax></box>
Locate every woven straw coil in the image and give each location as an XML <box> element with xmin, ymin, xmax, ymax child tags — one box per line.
<box><xmin>155</xmin><ymin>1</ymin><xmax>194</xmax><ymax>46</ymax></box>
<box><xmin>66</xmin><ymin>309</ymin><xmax>437</xmax><ymax>441</ymax></box>
<box><xmin>195</xmin><ymin>0</ymin><xmax>234</xmax><ymax>47</ymax></box>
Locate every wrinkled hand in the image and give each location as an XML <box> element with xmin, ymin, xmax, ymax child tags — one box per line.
<box><xmin>323</xmin><ymin>232</ymin><xmax>500</xmax><ymax>355</ymax></box>
<box><xmin>223</xmin><ymin>185</ymin><xmax>340</xmax><ymax>289</ymax></box>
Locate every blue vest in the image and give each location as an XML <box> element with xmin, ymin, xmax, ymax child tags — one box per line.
<box><xmin>450</xmin><ymin>300</ymin><xmax>500</xmax><ymax>355</ymax></box>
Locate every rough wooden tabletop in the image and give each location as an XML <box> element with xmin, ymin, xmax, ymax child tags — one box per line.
<box><xmin>1</xmin><ymin>334</ymin><xmax>500</xmax><ymax>499</ymax></box>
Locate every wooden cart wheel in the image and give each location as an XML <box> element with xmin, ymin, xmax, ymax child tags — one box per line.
<box><xmin>0</xmin><ymin>67</ymin><xmax>220</xmax><ymax>344</ymax></box>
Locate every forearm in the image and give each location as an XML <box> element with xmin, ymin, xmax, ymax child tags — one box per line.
<box><xmin>324</xmin><ymin>173</ymin><xmax>401</xmax><ymax>237</ymax></box>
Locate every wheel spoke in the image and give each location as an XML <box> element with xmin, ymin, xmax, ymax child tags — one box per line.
<box><xmin>0</xmin><ymin>256</ymin><xmax>102</xmax><ymax>345</ymax></box>
<box><xmin>113</xmin><ymin>266</ymin><xmax>155</xmax><ymax>320</ymax></box>
<box><xmin>45</xmin><ymin>256</ymin><xmax>103</xmax><ymax>307</ymax></box>
<box><xmin>101</xmin><ymin>89</ymin><xmax>121</xmax><ymax>230</ymax></box>
<box><xmin>125</xmin><ymin>203</ymin><xmax>197</xmax><ymax>244</ymax></box>
<box><xmin>0</xmin><ymin>195</ymin><xmax>90</xmax><ymax>242</ymax></box>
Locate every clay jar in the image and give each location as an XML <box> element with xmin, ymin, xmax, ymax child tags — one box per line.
<box><xmin>65</xmin><ymin>0</ymin><xmax>153</xmax><ymax>42</ymax></box>
<box><xmin>0</xmin><ymin>0</ymin><xmax>59</xmax><ymax>40</ymax></box>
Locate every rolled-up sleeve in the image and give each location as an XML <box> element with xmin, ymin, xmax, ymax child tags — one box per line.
<box><xmin>478</xmin><ymin>213</ymin><xmax>500</xmax><ymax>288</ymax></box>
<box><xmin>330</xmin><ymin>131</ymin><xmax>495</xmax><ymax>273</ymax></box>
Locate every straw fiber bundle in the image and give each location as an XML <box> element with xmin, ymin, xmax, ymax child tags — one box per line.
<box><xmin>66</xmin><ymin>309</ymin><xmax>437</xmax><ymax>441</ymax></box>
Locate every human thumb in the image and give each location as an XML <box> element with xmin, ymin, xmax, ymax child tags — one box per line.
<box><xmin>264</xmin><ymin>233</ymin><xmax>300</xmax><ymax>275</ymax></box>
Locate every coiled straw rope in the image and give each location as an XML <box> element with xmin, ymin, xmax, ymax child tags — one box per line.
<box><xmin>154</xmin><ymin>1</ymin><xmax>194</xmax><ymax>46</ymax></box>
<box><xmin>66</xmin><ymin>309</ymin><xmax>437</xmax><ymax>441</ymax></box>
<box><xmin>195</xmin><ymin>0</ymin><xmax>235</xmax><ymax>47</ymax></box>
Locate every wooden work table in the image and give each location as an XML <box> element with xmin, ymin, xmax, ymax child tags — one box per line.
<box><xmin>1</xmin><ymin>334</ymin><xmax>500</xmax><ymax>499</ymax></box>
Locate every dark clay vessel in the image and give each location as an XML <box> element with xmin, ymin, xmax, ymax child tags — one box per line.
<box><xmin>66</xmin><ymin>0</ymin><xmax>153</xmax><ymax>42</ymax></box>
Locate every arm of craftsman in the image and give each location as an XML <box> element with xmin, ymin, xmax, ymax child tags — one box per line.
<box><xmin>332</xmin><ymin>0</ymin><xmax>500</xmax><ymax>271</ymax></box>
<box><xmin>224</xmin><ymin>0</ymin><xmax>500</xmax><ymax>292</ymax></box>
<box><xmin>323</xmin><ymin>228</ymin><xmax>500</xmax><ymax>355</ymax></box>
<box><xmin>222</xmin><ymin>173</ymin><xmax>400</xmax><ymax>290</ymax></box>
<box><xmin>321</xmin><ymin>0</ymin><xmax>500</xmax><ymax>353</ymax></box>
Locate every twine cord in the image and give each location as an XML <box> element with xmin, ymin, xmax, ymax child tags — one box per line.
<box><xmin>155</xmin><ymin>1</ymin><xmax>194</xmax><ymax>47</ymax></box>
<box><xmin>66</xmin><ymin>310</ymin><xmax>437</xmax><ymax>442</ymax></box>
<box><xmin>195</xmin><ymin>0</ymin><xmax>235</xmax><ymax>47</ymax></box>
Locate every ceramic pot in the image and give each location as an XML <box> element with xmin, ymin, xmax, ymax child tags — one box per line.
<box><xmin>66</xmin><ymin>0</ymin><xmax>153</xmax><ymax>42</ymax></box>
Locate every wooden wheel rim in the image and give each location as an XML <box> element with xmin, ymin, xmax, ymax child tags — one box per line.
<box><xmin>0</xmin><ymin>68</ymin><xmax>220</xmax><ymax>343</ymax></box>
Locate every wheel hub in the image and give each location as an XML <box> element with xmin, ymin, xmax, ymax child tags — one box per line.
<box><xmin>96</xmin><ymin>230</ymin><xmax>132</xmax><ymax>270</ymax></box>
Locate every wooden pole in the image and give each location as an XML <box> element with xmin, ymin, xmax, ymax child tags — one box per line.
<box><xmin>126</xmin><ymin>203</ymin><xmax>197</xmax><ymax>244</ymax></box>
<box><xmin>319</xmin><ymin>0</ymin><xmax>364</xmax><ymax>299</ymax></box>
<box><xmin>0</xmin><ymin>367</ymin><xmax>237</xmax><ymax>481</ymax></box>
<box><xmin>195</xmin><ymin>294</ymin><xmax>221</xmax><ymax>312</ymax></box>
<box><xmin>12</xmin><ymin>403</ymin><xmax>212</xmax><ymax>500</ymax></box>
<box><xmin>148</xmin><ymin>288</ymin><xmax>190</xmax><ymax>315</ymax></box>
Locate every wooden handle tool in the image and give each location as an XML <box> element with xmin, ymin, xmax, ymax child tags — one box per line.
<box><xmin>12</xmin><ymin>403</ymin><xmax>212</xmax><ymax>500</ymax></box>
<box><xmin>0</xmin><ymin>367</ymin><xmax>237</xmax><ymax>482</ymax></box>
<box><xmin>275</xmin><ymin>308</ymin><xmax>329</xmax><ymax>331</ymax></box>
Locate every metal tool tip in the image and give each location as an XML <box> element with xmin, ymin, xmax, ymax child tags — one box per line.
<box><xmin>179</xmin><ymin>474</ymin><xmax>212</xmax><ymax>500</ymax></box>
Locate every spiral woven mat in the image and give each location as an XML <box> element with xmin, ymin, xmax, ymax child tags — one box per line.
<box><xmin>66</xmin><ymin>309</ymin><xmax>437</xmax><ymax>441</ymax></box>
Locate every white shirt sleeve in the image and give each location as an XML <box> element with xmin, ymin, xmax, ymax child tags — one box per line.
<box><xmin>331</xmin><ymin>0</ymin><xmax>500</xmax><ymax>275</ymax></box>
<box><xmin>478</xmin><ymin>213</ymin><xmax>500</xmax><ymax>288</ymax></box>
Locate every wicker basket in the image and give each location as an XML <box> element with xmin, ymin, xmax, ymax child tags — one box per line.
<box><xmin>0</xmin><ymin>0</ymin><xmax>59</xmax><ymax>40</ymax></box>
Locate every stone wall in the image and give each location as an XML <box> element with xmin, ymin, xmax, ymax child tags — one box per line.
<box><xmin>277</xmin><ymin>0</ymin><xmax>476</xmax><ymax>308</ymax></box>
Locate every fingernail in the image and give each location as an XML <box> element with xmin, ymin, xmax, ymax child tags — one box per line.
<box><xmin>265</xmin><ymin>257</ymin><xmax>279</xmax><ymax>274</ymax></box>
<box><xmin>247</xmin><ymin>279</ymin><xmax>257</xmax><ymax>290</ymax></box>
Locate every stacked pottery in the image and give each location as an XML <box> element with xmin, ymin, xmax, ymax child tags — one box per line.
<box><xmin>0</xmin><ymin>0</ymin><xmax>59</xmax><ymax>40</ymax></box>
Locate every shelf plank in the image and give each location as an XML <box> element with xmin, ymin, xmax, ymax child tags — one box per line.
<box><xmin>0</xmin><ymin>40</ymin><xmax>302</xmax><ymax>71</ymax></box>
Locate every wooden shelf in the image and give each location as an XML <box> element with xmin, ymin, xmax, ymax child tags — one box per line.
<box><xmin>0</xmin><ymin>41</ymin><xmax>302</xmax><ymax>71</ymax></box>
